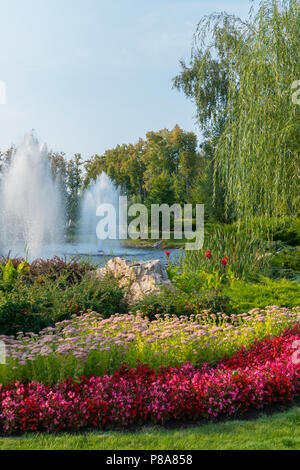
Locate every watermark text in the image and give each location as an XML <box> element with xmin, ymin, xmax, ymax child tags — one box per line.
<box><xmin>95</xmin><ymin>198</ymin><xmax>204</xmax><ymax>250</ymax></box>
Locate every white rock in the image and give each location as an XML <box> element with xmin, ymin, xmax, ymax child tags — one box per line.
<box><xmin>93</xmin><ymin>257</ymin><xmax>172</xmax><ymax>304</ymax></box>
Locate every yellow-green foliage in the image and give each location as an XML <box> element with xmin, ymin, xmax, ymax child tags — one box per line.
<box><xmin>224</xmin><ymin>278</ymin><xmax>300</xmax><ymax>313</ymax></box>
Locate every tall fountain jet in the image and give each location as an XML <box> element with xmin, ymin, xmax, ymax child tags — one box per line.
<box><xmin>79</xmin><ymin>172</ymin><xmax>121</xmax><ymax>254</ymax></box>
<box><xmin>0</xmin><ymin>132</ymin><xmax>64</xmax><ymax>259</ymax></box>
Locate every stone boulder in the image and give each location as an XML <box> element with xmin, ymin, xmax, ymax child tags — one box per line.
<box><xmin>93</xmin><ymin>257</ymin><xmax>172</xmax><ymax>304</ymax></box>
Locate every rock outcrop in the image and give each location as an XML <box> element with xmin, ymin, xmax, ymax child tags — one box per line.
<box><xmin>93</xmin><ymin>257</ymin><xmax>171</xmax><ymax>304</ymax></box>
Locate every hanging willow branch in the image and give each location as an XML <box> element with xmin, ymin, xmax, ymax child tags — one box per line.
<box><xmin>193</xmin><ymin>0</ymin><xmax>300</xmax><ymax>226</ymax></box>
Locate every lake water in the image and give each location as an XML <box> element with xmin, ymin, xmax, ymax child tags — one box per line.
<box><xmin>1</xmin><ymin>242</ymin><xmax>183</xmax><ymax>266</ymax></box>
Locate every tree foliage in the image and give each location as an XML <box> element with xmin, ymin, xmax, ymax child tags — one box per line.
<box><xmin>48</xmin><ymin>151</ymin><xmax>83</xmax><ymax>222</ymax></box>
<box><xmin>174</xmin><ymin>0</ymin><xmax>300</xmax><ymax>224</ymax></box>
<box><xmin>84</xmin><ymin>125</ymin><xmax>205</xmax><ymax>208</ymax></box>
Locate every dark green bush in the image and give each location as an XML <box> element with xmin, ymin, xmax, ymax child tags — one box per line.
<box><xmin>0</xmin><ymin>272</ymin><xmax>128</xmax><ymax>334</ymax></box>
<box><xmin>0</xmin><ymin>299</ymin><xmax>51</xmax><ymax>336</ymax></box>
<box><xmin>270</xmin><ymin>219</ymin><xmax>300</xmax><ymax>246</ymax></box>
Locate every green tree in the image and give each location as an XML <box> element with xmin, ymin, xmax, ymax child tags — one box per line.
<box><xmin>84</xmin><ymin>125</ymin><xmax>202</xmax><ymax>207</ymax></box>
<box><xmin>173</xmin><ymin>13</ymin><xmax>244</xmax><ymax>222</ymax></box>
<box><xmin>66</xmin><ymin>154</ymin><xmax>82</xmax><ymax>222</ymax></box>
<box><xmin>48</xmin><ymin>152</ymin><xmax>83</xmax><ymax>223</ymax></box>
<box><xmin>0</xmin><ymin>147</ymin><xmax>15</xmax><ymax>174</ymax></box>
<box><xmin>48</xmin><ymin>151</ymin><xmax>68</xmax><ymax>212</ymax></box>
<box><xmin>174</xmin><ymin>0</ymin><xmax>300</xmax><ymax>224</ymax></box>
<box><xmin>146</xmin><ymin>171</ymin><xmax>176</xmax><ymax>207</ymax></box>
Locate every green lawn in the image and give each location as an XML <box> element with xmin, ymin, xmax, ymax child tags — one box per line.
<box><xmin>0</xmin><ymin>407</ymin><xmax>299</xmax><ymax>450</ymax></box>
<box><xmin>123</xmin><ymin>236</ymin><xmax>187</xmax><ymax>249</ymax></box>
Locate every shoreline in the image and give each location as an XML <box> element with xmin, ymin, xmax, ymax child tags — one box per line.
<box><xmin>122</xmin><ymin>239</ymin><xmax>186</xmax><ymax>250</ymax></box>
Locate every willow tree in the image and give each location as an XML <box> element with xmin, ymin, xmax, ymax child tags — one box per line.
<box><xmin>176</xmin><ymin>0</ymin><xmax>300</xmax><ymax>225</ymax></box>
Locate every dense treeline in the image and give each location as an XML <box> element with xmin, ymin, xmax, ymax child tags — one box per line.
<box><xmin>84</xmin><ymin>125</ymin><xmax>210</xmax><ymax>209</ymax></box>
<box><xmin>49</xmin><ymin>124</ymin><xmax>228</xmax><ymax>223</ymax></box>
<box><xmin>82</xmin><ymin>124</ymin><xmax>229</xmax><ymax>222</ymax></box>
<box><xmin>0</xmin><ymin>125</ymin><xmax>228</xmax><ymax>224</ymax></box>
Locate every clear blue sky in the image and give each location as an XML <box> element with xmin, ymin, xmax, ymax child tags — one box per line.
<box><xmin>0</xmin><ymin>0</ymin><xmax>251</xmax><ymax>158</ymax></box>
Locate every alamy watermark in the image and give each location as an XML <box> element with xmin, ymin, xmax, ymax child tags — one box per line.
<box><xmin>0</xmin><ymin>80</ymin><xmax>6</xmax><ymax>105</ymax></box>
<box><xmin>95</xmin><ymin>198</ymin><xmax>204</xmax><ymax>250</ymax></box>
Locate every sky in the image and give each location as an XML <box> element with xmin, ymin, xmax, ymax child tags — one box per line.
<box><xmin>0</xmin><ymin>0</ymin><xmax>251</xmax><ymax>159</ymax></box>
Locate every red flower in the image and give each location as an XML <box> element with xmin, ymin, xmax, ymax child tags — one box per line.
<box><xmin>221</xmin><ymin>258</ymin><xmax>228</xmax><ymax>267</ymax></box>
<box><xmin>205</xmin><ymin>250</ymin><xmax>212</xmax><ymax>259</ymax></box>
<box><xmin>164</xmin><ymin>250</ymin><xmax>170</xmax><ymax>258</ymax></box>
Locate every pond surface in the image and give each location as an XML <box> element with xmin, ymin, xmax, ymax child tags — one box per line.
<box><xmin>1</xmin><ymin>242</ymin><xmax>183</xmax><ymax>266</ymax></box>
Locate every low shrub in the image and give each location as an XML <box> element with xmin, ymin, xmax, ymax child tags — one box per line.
<box><xmin>0</xmin><ymin>272</ymin><xmax>127</xmax><ymax>335</ymax></box>
<box><xmin>261</xmin><ymin>217</ymin><xmax>300</xmax><ymax>246</ymax></box>
<box><xmin>134</xmin><ymin>288</ymin><xmax>230</xmax><ymax>319</ymax></box>
<box><xmin>0</xmin><ymin>254</ymin><xmax>95</xmax><ymax>284</ymax></box>
<box><xmin>0</xmin><ymin>299</ymin><xmax>51</xmax><ymax>336</ymax></box>
<box><xmin>0</xmin><ymin>326</ymin><xmax>299</xmax><ymax>434</ymax></box>
<box><xmin>28</xmin><ymin>256</ymin><xmax>96</xmax><ymax>282</ymax></box>
<box><xmin>267</xmin><ymin>246</ymin><xmax>300</xmax><ymax>281</ymax></box>
<box><xmin>0</xmin><ymin>252</ymin><xmax>97</xmax><ymax>283</ymax></box>
<box><xmin>230</xmin><ymin>217</ymin><xmax>300</xmax><ymax>246</ymax></box>
<box><xmin>223</xmin><ymin>278</ymin><xmax>300</xmax><ymax>314</ymax></box>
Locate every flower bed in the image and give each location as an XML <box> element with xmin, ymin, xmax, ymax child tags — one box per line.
<box><xmin>0</xmin><ymin>326</ymin><xmax>299</xmax><ymax>434</ymax></box>
<box><xmin>1</xmin><ymin>307</ymin><xmax>299</xmax><ymax>385</ymax></box>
